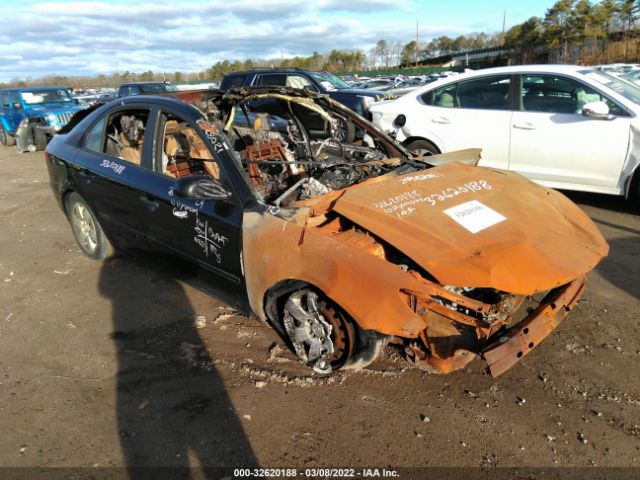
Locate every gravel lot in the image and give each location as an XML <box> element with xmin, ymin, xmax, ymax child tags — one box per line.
<box><xmin>1</xmin><ymin>145</ymin><xmax>639</xmax><ymax>478</ymax></box>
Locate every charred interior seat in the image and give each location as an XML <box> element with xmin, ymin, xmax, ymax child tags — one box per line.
<box><xmin>164</xmin><ymin>120</ymin><xmax>190</xmax><ymax>159</ymax></box>
<box><xmin>117</xmin><ymin>115</ymin><xmax>145</xmax><ymax>165</ymax></box>
<box><xmin>163</xmin><ymin>120</ymin><xmax>220</xmax><ymax>179</ymax></box>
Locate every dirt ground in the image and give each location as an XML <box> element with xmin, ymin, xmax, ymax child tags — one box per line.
<box><xmin>1</xmin><ymin>144</ymin><xmax>639</xmax><ymax>478</ymax></box>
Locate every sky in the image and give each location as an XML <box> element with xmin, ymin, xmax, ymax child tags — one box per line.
<box><xmin>0</xmin><ymin>0</ymin><xmax>557</xmax><ymax>82</ymax></box>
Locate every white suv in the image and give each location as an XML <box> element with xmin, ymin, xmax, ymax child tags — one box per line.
<box><xmin>370</xmin><ymin>65</ymin><xmax>640</xmax><ymax>202</ymax></box>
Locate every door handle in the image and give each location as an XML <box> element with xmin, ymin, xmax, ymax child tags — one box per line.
<box><xmin>431</xmin><ymin>116</ymin><xmax>450</xmax><ymax>124</ymax></box>
<box><xmin>78</xmin><ymin>169</ymin><xmax>94</xmax><ymax>183</ymax></box>
<box><xmin>139</xmin><ymin>194</ymin><xmax>159</xmax><ymax>212</ymax></box>
<box><xmin>513</xmin><ymin>122</ymin><xmax>536</xmax><ymax>130</ymax></box>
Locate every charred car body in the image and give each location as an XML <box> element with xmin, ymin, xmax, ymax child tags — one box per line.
<box><xmin>46</xmin><ymin>87</ymin><xmax>609</xmax><ymax>376</ymax></box>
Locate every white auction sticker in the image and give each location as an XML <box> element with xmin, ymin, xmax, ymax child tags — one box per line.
<box><xmin>443</xmin><ymin>200</ymin><xmax>506</xmax><ymax>234</ymax></box>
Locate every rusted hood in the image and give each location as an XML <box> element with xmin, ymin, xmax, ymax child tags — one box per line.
<box><xmin>330</xmin><ymin>162</ymin><xmax>609</xmax><ymax>295</ymax></box>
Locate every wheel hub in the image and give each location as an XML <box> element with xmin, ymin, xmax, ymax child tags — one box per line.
<box><xmin>283</xmin><ymin>289</ymin><xmax>335</xmax><ymax>373</ymax></box>
<box><xmin>71</xmin><ymin>202</ymin><xmax>97</xmax><ymax>254</ymax></box>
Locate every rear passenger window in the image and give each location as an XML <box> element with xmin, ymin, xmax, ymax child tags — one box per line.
<box><xmin>84</xmin><ymin>117</ymin><xmax>106</xmax><ymax>152</ymax></box>
<box><xmin>101</xmin><ymin>109</ymin><xmax>150</xmax><ymax>165</ymax></box>
<box><xmin>224</xmin><ymin>76</ymin><xmax>244</xmax><ymax>89</ymax></box>
<box><xmin>457</xmin><ymin>76</ymin><xmax>511</xmax><ymax>110</ymax></box>
<box><xmin>428</xmin><ymin>84</ymin><xmax>457</xmax><ymax>108</ymax></box>
<box><xmin>424</xmin><ymin>76</ymin><xmax>511</xmax><ymax>110</ymax></box>
<box><xmin>254</xmin><ymin>74</ymin><xmax>287</xmax><ymax>87</ymax></box>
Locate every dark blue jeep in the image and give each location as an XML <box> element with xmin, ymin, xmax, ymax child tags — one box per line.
<box><xmin>0</xmin><ymin>87</ymin><xmax>83</xmax><ymax>152</ymax></box>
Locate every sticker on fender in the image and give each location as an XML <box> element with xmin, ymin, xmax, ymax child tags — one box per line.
<box><xmin>443</xmin><ymin>200</ymin><xmax>506</xmax><ymax>233</ymax></box>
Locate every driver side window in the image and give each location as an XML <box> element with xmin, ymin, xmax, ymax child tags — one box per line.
<box><xmin>286</xmin><ymin>75</ymin><xmax>315</xmax><ymax>90</ymax></box>
<box><xmin>521</xmin><ymin>74</ymin><xmax>625</xmax><ymax>116</ymax></box>
<box><xmin>159</xmin><ymin>113</ymin><xmax>221</xmax><ymax>180</ymax></box>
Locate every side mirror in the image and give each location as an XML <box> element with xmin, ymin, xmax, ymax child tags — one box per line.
<box><xmin>12</xmin><ymin>101</ymin><xmax>22</xmax><ymax>110</ymax></box>
<box><xmin>173</xmin><ymin>175</ymin><xmax>232</xmax><ymax>201</ymax></box>
<box><xmin>582</xmin><ymin>101</ymin><xmax>613</xmax><ymax>120</ymax></box>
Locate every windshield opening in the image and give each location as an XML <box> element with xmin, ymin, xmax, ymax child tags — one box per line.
<box><xmin>307</xmin><ymin>72</ymin><xmax>351</xmax><ymax>91</ymax></box>
<box><xmin>580</xmin><ymin>69</ymin><xmax>640</xmax><ymax>105</ymax></box>
<box><xmin>20</xmin><ymin>89</ymin><xmax>72</xmax><ymax>105</ymax></box>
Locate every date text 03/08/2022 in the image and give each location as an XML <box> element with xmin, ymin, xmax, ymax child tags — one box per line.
<box><xmin>233</xmin><ymin>468</ymin><xmax>399</xmax><ymax>477</ymax></box>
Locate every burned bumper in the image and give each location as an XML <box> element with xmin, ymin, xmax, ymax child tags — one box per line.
<box><xmin>482</xmin><ymin>276</ymin><xmax>586</xmax><ymax>377</ymax></box>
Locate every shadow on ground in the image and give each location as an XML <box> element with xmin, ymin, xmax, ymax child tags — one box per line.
<box><xmin>562</xmin><ymin>191</ymin><xmax>640</xmax><ymax>301</ymax></box>
<box><xmin>595</xmin><ymin>235</ymin><xmax>640</xmax><ymax>301</ymax></box>
<box><xmin>98</xmin><ymin>255</ymin><xmax>257</xmax><ymax>478</ymax></box>
<box><xmin>564</xmin><ymin>190</ymin><xmax>638</xmax><ymax>216</ymax></box>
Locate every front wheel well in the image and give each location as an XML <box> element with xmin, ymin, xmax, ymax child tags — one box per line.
<box><xmin>263</xmin><ymin>279</ymin><xmax>389</xmax><ymax>371</ymax></box>
<box><xmin>62</xmin><ymin>189</ymin><xmax>76</xmax><ymax>214</ymax></box>
<box><xmin>626</xmin><ymin>166</ymin><xmax>640</xmax><ymax>201</ymax></box>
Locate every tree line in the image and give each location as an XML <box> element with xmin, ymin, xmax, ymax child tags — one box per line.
<box><xmin>3</xmin><ymin>0</ymin><xmax>640</xmax><ymax>88</ymax></box>
<box><xmin>505</xmin><ymin>0</ymin><xmax>640</xmax><ymax>64</ymax></box>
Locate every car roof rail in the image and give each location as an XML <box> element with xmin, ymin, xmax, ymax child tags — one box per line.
<box><xmin>248</xmin><ymin>67</ymin><xmax>304</xmax><ymax>71</ymax></box>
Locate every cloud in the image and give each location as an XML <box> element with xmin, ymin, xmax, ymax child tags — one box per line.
<box><xmin>1</xmin><ymin>0</ymin><xmax>473</xmax><ymax>82</ymax></box>
<box><xmin>317</xmin><ymin>0</ymin><xmax>400</xmax><ymax>13</ymax></box>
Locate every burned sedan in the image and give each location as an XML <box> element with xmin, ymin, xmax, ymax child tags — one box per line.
<box><xmin>46</xmin><ymin>87</ymin><xmax>609</xmax><ymax>377</ymax></box>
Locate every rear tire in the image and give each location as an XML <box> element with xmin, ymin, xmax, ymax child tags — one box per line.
<box><xmin>65</xmin><ymin>192</ymin><xmax>115</xmax><ymax>261</ymax></box>
<box><xmin>34</xmin><ymin>128</ymin><xmax>47</xmax><ymax>151</ymax></box>
<box><xmin>0</xmin><ymin>125</ymin><xmax>14</xmax><ymax>146</ymax></box>
<box><xmin>631</xmin><ymin>172</ymin><xmax>640</xmax><ymax>211</ymax></box>
<box><xmin>405</xmin><ymin>138</ymin><xmax>439</xmax><ymax>156</ymax></box>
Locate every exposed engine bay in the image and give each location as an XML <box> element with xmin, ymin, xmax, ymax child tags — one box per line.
<box><xmin>198</xmin><ymin>91</ymin><xmax>423</xmax><ymax>206</ymax></box>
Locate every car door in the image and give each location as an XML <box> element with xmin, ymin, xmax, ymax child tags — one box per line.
<box><xmin>71</xmin><ymin>105</ymin><xmax>157</xmax><ymax>247</ymax></box>
<box><xmin>509</xmin><ymin>73</ymin><xmax>631</xmax><ymax>191</ymax></box>
<box><xmin>420</xmin><ymin>75</ymin><xmax>514</xmax><ymax>170</ymax></box>
<box><xmin>137</xmin><ymin>108</ymin><xmax>247</xmax><ymax>304</ymax></box>
<box><xmin>6</xmin><ymin>91</ymin><xmax>24</xmax><ymax>132</ymax></box>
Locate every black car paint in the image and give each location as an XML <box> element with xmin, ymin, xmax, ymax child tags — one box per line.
<box><xmin>220</xmin><ymin>70</ymin><xmax>385</xmax><ymax>117</ymax></box>
<box><xmin>46</xmin><ymin>96</ymin><xmax>259</xmax><ymax>312</ymax></box>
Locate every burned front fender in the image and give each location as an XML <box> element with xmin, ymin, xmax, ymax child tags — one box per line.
<box><xmin>242</xmin><ymin>208</ymin><xmax>431</xmax><ymax>338</ymax></box>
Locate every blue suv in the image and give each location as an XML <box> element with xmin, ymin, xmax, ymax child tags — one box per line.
<box><xmin>0</xmin><ymin>87</ymin><xmax>83</xmax><ymax>153</ymax></box>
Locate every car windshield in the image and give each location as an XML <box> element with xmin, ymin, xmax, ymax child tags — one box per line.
<box><xmin>621</xmin><ymin>70</ymin><xmax>640</xmax><ymax>81</ymax></box>
<box><xmin>580</xmin><ymin>69</ymin><xmax>640</xmax><ymax>105</ymax></box>
<box><xmin>20</xmin><ymin>89</ymin><xmax>72</xmax><ymax>105</ymax></box>
<box><xmin>139</xmin><ymin>83</ymin><xmax>178</xmax><ymax>94</ymax></box>
<box><xmin>307</xmin><ymin>72</ymin><xmax>351</xmax><ymax>91</ymax></box>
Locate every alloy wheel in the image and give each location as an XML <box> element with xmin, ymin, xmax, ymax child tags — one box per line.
<box><xmin>70</xmin><ymin>202</ymin><xmax>98</xmax><ymax>254</ymax></box>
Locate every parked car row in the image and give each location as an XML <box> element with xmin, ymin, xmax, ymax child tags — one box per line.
<box><xmin>0</xmin><ymin>82</ymin><xmax>181</xmax><ymax>153</ymax></box>
<box><xmin>6</xmin><ymin>64</ymin><xmax>640</xmax><ymax>207</ymax></box>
